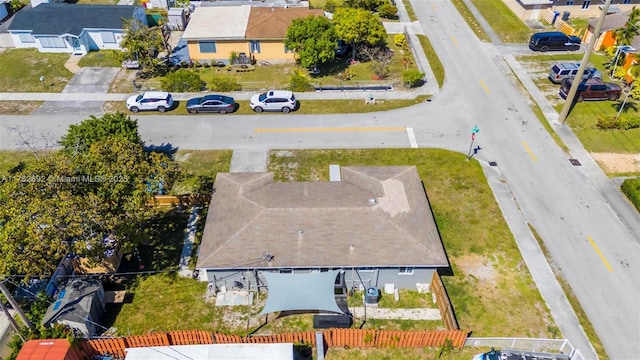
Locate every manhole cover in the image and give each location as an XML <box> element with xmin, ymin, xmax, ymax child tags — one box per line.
<box><xmin>569</xmin><ymin>159</ymin><xmax>581</xmax><ymax>166</ymax></box>
<box><xmin>489</xmin><ymin>161</ymin><xmax>498</xmax><ymax>166</ymax></box>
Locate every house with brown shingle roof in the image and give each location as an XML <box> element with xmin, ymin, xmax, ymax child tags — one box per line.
<box><xmin>182</xmin><ymin>5</ymin><xmax>324</xmax><ymax>63</ymax></box>
<box><xmin>196</xmin><ymin>166</ymin><xmax>450</xmax><ymax>291</ymax></box>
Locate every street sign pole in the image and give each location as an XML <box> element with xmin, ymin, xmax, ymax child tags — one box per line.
<box><xmin>467</xmin><ymin>125</ymin><xmax>479</xmax><ymax>160</ymax></box>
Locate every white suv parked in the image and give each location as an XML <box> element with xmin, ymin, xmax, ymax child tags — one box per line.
<box><xmin>126</xmin><ymin>92</ymin><xmax>174</xmax><ymax>113</ymax></box>
<box><xmin>249</xmin><ymin>90</ymin><xmax>297</xmax><ymax>113</ymax></box>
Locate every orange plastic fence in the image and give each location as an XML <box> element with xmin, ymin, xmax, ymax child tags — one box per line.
<box><xmin>85</xmin><ymin>329</ymin><xmax>468</xmax><ymax>358</ymax></box>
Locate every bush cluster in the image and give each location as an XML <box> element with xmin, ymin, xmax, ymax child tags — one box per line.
<box><xmin>161</xmin><ymin>69</ymin><xmax>204</xmax><ymax>92</ymax></box>
<box><xmin>621</xmin><ymin>178</ymin><xmax>640</xmax><ymax>212</ymax></box>
<box><xmin>208</xmin><ymin>76</ymin><xmax>242</xmax><ymax>92</ymax></box>
<box><xmin>596</xmin><ymin>115</ymin><xmax>640</xmax><ymax>130</ymax></box>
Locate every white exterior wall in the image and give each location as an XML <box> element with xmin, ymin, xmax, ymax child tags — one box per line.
<box><xmin>83</xmin><ymin>30</ymin><xmax>124</xmax><ymax>51</ymax></box>
<box><xmin>10</xmin><ymin>33</ymin><xmax>74</xmax><ymax>53</ymax></box>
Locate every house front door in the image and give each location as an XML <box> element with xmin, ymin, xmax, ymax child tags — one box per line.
<box><xmin>70</xmin><ymin>37</ymin><xmax>82</xmax><ymax>54</ymax></box>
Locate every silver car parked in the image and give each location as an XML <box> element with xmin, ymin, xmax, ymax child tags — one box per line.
<box><xmin>548</xmin><ymin>63</ymin><xmax>602</xmax><ymax>84</ymax></box>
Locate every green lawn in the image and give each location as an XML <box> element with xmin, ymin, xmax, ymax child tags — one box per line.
<box><xmin>0</xmin><ymin>49</ymin><xmax>72</xmax><ymax>92</ymax></box>
<box><xmin>417</xmin><ymin>34</ymin><xmax>445</xmax><ymax>88</ymax></box>
<box><xmin>78</xmin><ymin>50</ymin><xmax>121</xmax><ymax>67</ymax></box>
<box><xmin>0</xmin><ymin>150</ymin><xmax>35</xmax><ymax>176</ymax></box>
<box><xmin>554</xmin><ymin>101</ymin><xmax>640</xmax><ymax>154</ymax></box>
<box><xmin>108</xmin><ymin>148</ymin><xmax>557</xmax><ymax>338</ymax></box>
<box><xmin>450</xmin><ymin>0</ymin><xmax>491</xmax><ymax>42</ymax></box>
<box><xmin>468</xmin><ymin>0</ymin><xmax>532</xmax><ymax>43</ymax></box>
<box><xmin>172</xmin><ymin>150</ymin><xmax>233</xmax><ymax>195</ymax></box>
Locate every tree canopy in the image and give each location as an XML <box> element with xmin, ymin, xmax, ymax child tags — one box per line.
<box><xmin>286</xmin><ymin>15</ymin><xmax>338</xmax><ymax>68</ymax></box>
<box><xmin>119</xmin><ymin>18</ymin><xmax>166</xmax><ymax>73</ymax></box>
<box><xmin>614</xmin><ymin>6</ymin><xmax>640</xmax><ymax>46</ymax></box>
<box><xmin>59</xmin><ymin>112</ymin><xmax>141</xmax><ymax>154</ymax></box>
<box><xmin>0</xmin><ymin>114</ymin><xmax>177</xmax><ymax>280</ymax></box>
<box><xmin>333</xmin><ymin>8</ymin><xmax>387</xmax><ymax>59</ymax></box>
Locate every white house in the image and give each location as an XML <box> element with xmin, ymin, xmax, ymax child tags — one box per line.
<box><xmin>8</xmin><ymin>3</ymin><xmax>147</xmax><ymax>54</ymax></box>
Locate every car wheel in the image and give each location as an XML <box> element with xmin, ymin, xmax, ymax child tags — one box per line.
<box><xmin>282</xmin><ymin>107</ymin><xmax>291</xmax><ymax>114</ymax></box>
<box><xmin>570</xmin><ymin>45</ymin><xmax>579</xmax><ymax>51</ymax></box>
<box><xmin>130</xmin><ymin>106</ymin><xmax>139</xmax><ymax>113</ymax></box>
<box><xmin>608</xmin><ymin>94</ymin><xmax>619</xmax><ymax>101</ymax></box>
<box><xmin>158</xmin><ymin>106</ymin><xmax>166</xmax><ymax>113</ymax></box>
<box><xmin>540</xmin><ymin>46</ymin><xmax>548</xmax><ymax>52</ymax></box>
<box><xmin>577</xmin><ymin>95</ymin><xmax>584</xmax><ymax>102</ymax></box>
<box><xmin>220</xmin><ymin>109</ymin><xmax>227</xmax><ymax>114</ymax></box>
<box><xmin>254</xmin><ymin>106</ymin><xmax>263</xmax><ymax>113</ymax></box>
<box><xmin>189</xmin><ymin>109</ymin><xmax>198</xmax><ymax>114</ymax></box>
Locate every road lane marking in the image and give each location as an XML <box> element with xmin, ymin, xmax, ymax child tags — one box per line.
<box><xmin>431</xmin><ymin>2</ymin><xmax>437</xmax><ymax>11</ymax></box>
<box><xmin>479</xmin><ymin>79</ymin><xmax>490</xmax><ymax>94</ymax></box>
<box><xmin>587</xmin><ymin>236</ymin><xmax>613</xmax><ymax>272</ymax></box>
<box><xmin>254</xmin><ymin>127</ymin><xmax>406</xmax><ymax>133</ymax></box>
<box><xmin>406</xmin><ymin>127</ymin><xmax>418</xmax><ymax>148</ymax></box>
<box><xmin>521</xmin><ymin>140</ymin><xmax>538</xmax><ymax>162</ymax></box>
<box><xmin>450</xmin><ymin>34</ymin><xmax>458</xmax><ymax>47</ymax></box>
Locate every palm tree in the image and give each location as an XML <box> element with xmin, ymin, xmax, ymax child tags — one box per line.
<box><xmin>614</xmin><ymin>7</ymin><xmax>640</xmax><ymax>46</ymax></box>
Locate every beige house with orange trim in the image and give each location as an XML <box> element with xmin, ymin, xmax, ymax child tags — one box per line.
<box><xmin>182</xmin><ymin>5</ymin><xmax>324</xmax><ymax>64</ymax></box>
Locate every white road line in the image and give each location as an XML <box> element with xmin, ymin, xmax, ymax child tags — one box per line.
<box><xmin>406</xmin><ymin>127</ymin><xmax>418</xmax><ymax>148</ymax></box>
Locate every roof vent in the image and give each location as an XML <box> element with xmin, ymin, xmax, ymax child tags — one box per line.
<box><xmin>368</xmin><ymin>198</ymin><xmax>377</xmax><ymax>206</ymax></box>
<box><xmin>298</xmin><ymin>230</ymin><xmax>304</xmax><ymax>235</ymax></box>
<box><xmin>349</xmin><ymin>244</ymin><xmax>356</xmax><ymax>252</ymax></box>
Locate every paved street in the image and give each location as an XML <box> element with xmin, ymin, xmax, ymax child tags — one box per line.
<box><xmin>1</xmin><ymin>0</ymin><xmax>639</xmax><ymax>358</ymax></box>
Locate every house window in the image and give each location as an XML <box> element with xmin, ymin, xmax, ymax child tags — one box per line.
<box><xmin>284</xmin><ymin>44</ymin><xmax>294</xmax><ymax>53</ymax></box>
<box><xmin>565</xmin><ymin>0</ymin><xmax>574</xmax><ymax>4</ymax></box>
<box><xmin>623</xmin><ymin>0</ymin><xmax>631</xmax><ymax>3</ymax></box>
<box><xmin>359</xmin><ymin>267</ymin><xmax>375</xmax><ymax>272</ymax></box>
<box><xmin>581</xmin><ymin>0</ymin><xmax>590</xmax><ymax>9</ymax></box>
<box><xmin>101</xmin><ymin>32</ymin><xmax>116</xmax><ymax>44</ymax></box>
<box><xmin>250</xmin><ymin>40</ymin><xmax>261</xmax><ymax>53</ymax></box>
<box><xmin>199</xmin><ymin>41</ymin><xmax>217</xmax><ymax>53</ymax></box>
<box><xmin>398</xmin><ymin>267</ymin><xmax>414</xmax><ymax>275</ymax></box>
<box><xmin>18</xmin><ymin>33</ymin><xmax>35</xmax><ymax>43</ymax></box>
<box><xmin>38</xmin><ymin>36</ymin><xmax>66</xmax><ymax>48</ymax></box>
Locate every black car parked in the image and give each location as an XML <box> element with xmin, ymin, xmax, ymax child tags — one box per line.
<box><xmin>186</xmin><ymin>95</ymin><xmax>236</xmax><ymax>114</ymax></box>
<box><xmin>529</xmin><ymin>31</ymin><xmax>581</xmax><ymax>52</ymax></box>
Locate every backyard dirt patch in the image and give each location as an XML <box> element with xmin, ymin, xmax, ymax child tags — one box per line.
<box><xmin>455</xmin><ymin>254</ymin><xmax>497</xmax><ymax>286</ymax></box>
<box><xmin>592</xmin><ymin>153</ymin><xmax>640</xmax><ymax>173</ymax></box>
<box><xmin>109</xmin><ymin>68</ymin><xmax>137</xmax><ymax>93</ymax></box>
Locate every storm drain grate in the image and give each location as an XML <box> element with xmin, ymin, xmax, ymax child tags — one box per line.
<box><xmin>489</xmin><ymin>161</ymin><xmax>498</xmax><ymax>167</ymax></box>
<box><xmin>569</xmin><ymin>159</ymin><xmax>581</xmax><ymax>166</ymax></box>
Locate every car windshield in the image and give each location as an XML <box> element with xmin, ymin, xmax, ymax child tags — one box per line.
<box><xmin>290</xmin><ymin>94</ymin><xmax>296</xmax><ymax>101</ymax></box>
<box><xmin>259</xmin><ymin>93</ymin><xmax>267</xmax><ymax>102</ymax></box>
<box><xmin>135</xmin><ymin>95</ymin><xmax>143</xmax><ymax>102</ymax></box>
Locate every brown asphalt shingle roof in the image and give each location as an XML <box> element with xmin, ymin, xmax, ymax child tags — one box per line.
<box><xmin>245</xmin><ymin>7</ymin><xmax>325</xmax><ymax>39</ymax></box>
<box><xmin>196</xmin><ymin>166</ymin><xmax>449</xmax><ymax>270</ymax></box>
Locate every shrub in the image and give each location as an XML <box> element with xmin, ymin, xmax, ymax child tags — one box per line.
<box><xmin>394</xmin><ymin>34</ymin><xmax>406</xmax><ymax>47</ymax></box>
<box><xmin>288</xmin><ymin>69</ymin><xmax>314</xmax><ymax>92</ymax></box>
<box><xmin>161</xmin><ymin>69</ymin><xmax>204</xmax><ymax>92</ymax></box>
<box><xmin>229</xmin><ymin>51</ymin><xmax>239</xmax><ymax>65</ymax></box>
<box><xmin>208</xmin><ymin>76</ymin><xmax>242</xmax><ymax>92</ymax></box>
<box><xmin>402</xmin><ymin>69</ymin><xmax>425</xmax><ymax>88</ymax></box>
<box><xmin>621</xmin><ymin>177</ymin><xmax>640</xmax><ymax>211</ymax></box>
<box><xmin>596</xmin><ymin>115</ymin><xmax>640</xmax><ymax>130</ymax></box>
<box><xmin>603</xmin><ymin>46</ymin><xmax>616</xmax><ymax>59</ymax></box>
<box><xmin>324</xmin><ymin>0</ymin><xmax>336</xmax><ymax>12</ymax></box>
<box><xmin>630</xmin><ymin>79</ymin><xmax>640</xmax><ymax>100</ymax></box>
<box><xmin>377</xmin><ymin>3</ymin><xmax>398</xmax><ymax>18</ymax></box>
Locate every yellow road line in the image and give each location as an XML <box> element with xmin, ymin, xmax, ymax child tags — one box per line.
<box><xmin>431</xmin><ymin>2</ymin><xmax>437</xmax><ymax>11</ymax></box>
<box><xmin>521</xmin><ymin>140</ymin><xmax>538</xmax><ymax>162</ymax></box>
<box><xmin>450</xmin><ymin>34</ymin><xmax>458</xmax><ymax>47</ymax></box>
<box><xmin>479</xmin><ymin>79</ymin><xmax>490</xmax><ymax>94</ymax></box>
<box><xmin>255</xmin><ymin>127</ymin><xmax>406</xmax><ymax>133</ymax></box>
<box><xmin>588</xmin><ymin>236</ymin><xmax>613</xmax><ymax>272</ymax></box>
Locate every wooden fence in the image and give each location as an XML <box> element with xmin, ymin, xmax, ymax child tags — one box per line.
<box><xmin>542</xmin><ymin>9</ymin><xmax>580</xmax><ymax>37</ymax></box>
<box><xmin>150</xmin><ymin>194</ymin><xmax>211</xmax><ymax>207</ymax></box>
<box><xmin>430</xmin><ymin>272</ymin><xmax>459</xmax><ymax>331</ymax></box>
<box><xmin>83</xmin><ymin>329</ymin><xmax>468</xmax><ymax>358</ymax></box>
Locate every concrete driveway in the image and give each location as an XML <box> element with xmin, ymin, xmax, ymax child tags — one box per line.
<box><xmin>33</xmin><ymin>67</ymin><xmax>120</xmax><ymax>115</ymax></box>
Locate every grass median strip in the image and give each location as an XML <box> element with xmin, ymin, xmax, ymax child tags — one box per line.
<box><xmin>255</xmin><ymin>127</ymin><xmax>406</xmax><ymax>133</ymax></box>
<box><xmin>417</xmin><ymin>35</ymin><xmax>445</xmax><ymax>88</ymax></box>
<box><xmin>450</xmin><ymin>0</ymin><xmax>490</xmax><ymax>42</ymax></box>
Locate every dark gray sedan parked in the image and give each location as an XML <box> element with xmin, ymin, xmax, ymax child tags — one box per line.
<box><xmin>186</xmin><ymin>95</ymin><xmax>237</xmax><ymax>114</ymax></box>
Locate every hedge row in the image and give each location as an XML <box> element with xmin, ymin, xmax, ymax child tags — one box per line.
<box><xmin>621</xmin><ymin>177</ymin><xmax>640</xmax><ymax>212</ymax></box>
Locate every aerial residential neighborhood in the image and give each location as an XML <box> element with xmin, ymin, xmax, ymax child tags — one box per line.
<box><xmin>0</xmin><ymin>0</ymin><xmax>639</xmax><ymax>359</ymax></box>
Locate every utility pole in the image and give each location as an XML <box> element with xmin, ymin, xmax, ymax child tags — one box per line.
<box><xmin>0</xmin><ymin>280</ymin><xmax>35</xmax><ymax>331</ymax></box>
<box><xmin>557</xmin><ymin>0</ymin><xmax>612</xmax><ymax>124</ymax></box>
